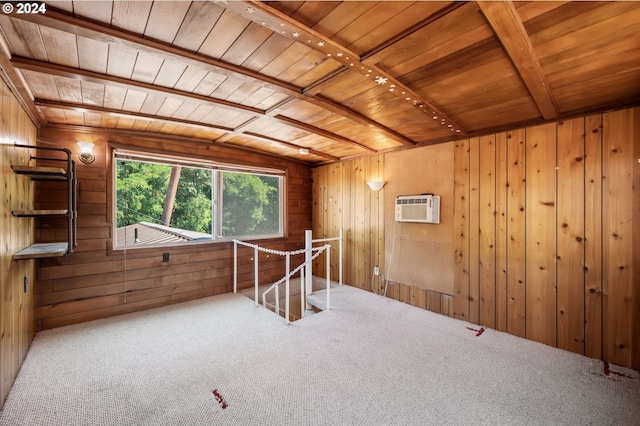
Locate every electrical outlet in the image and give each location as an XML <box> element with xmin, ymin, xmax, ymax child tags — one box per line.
<box><xmin>162</xmin><ymin>252</ymin><xmax>170</xmax><ymax>262</ymax></box>
<box><xmin>373</xmin><ymin>266</ymin><xmax>379</xmax><ymax>276</ymax></box>
<box><xmin>23</xmin><ymin>275</ymin><xmax>28</xmax><ymax>293</ymax></box>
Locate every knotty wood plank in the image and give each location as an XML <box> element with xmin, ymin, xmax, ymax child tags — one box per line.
<box><xmin>478</xmin><ymin>134</ymin><xmax>496</xmax><ymax>328</ymax></box>
<box><xmin>199</xmin><ymin>9</ymin><xmax>251</xmax><ymax>59</ymax></box>
<box><xmin>602</xmin><ymin>109</ymin><xmax>634</xmax><ymax>367</ymax></box>
<box><xmin>154</xmin><ymin>60</ymin><xmax>188</xmax><ymax>89</ymax></box>
<box><xmin>39</xmin><ymin>26</ymin><xmax>78</xmax><ymax>68</ymax></box>
<box><xmin>441</xmin><ymin>295</ymin><xmax>452</xmax><ymax>317</ymax></box>
<box><xmin>363</xmin><ymin>156</ymin><xmax>375</xmax><ymax>292</ymax></box>
<box><xmin>410</xmin><ymin>287</ymin><xmax>427</xmax><ymax>310</ymax></box>
<box><xmin>584</xmin><ymin>114</ymin><xmax>603</xmax><ymax>361</ymax></box>
<box><xmin>452</xmin><ymin>139</ymin><xmax>470</xmax><ymax>321</ymax></box>
<box><xmin>106</xmin><ymin>45</ymin><xmax>137</xmax><ymax>80</ymax></box>
<box><xmin>72</xmin><ymin>1</ymin><xmax>112</xmax><ymax>24</ymax></box>
<box><xmin>21</xmin><ymin>71</ymin><xmax>59</xmax><ymax>101</ymax></box>
<box><xmin>506</xmin><ymin>128</ymin><xmax>526</xmax><ymax>337</ymax></box>
<box><xmin>174</xmin><ymin>66</ymin><xmax>209</xmax><ymax>93</ymax></box>
<box><xmin>111</xmin><ymin>1</ymin><xmax>153</xmax><ymax>35</ymax></box>
<box><xmin>399</xmin><ymin>283</ymin><xmax>411</xmax><ymax>304</ymax></box>
<box><xmin>54</xmin><ymin>76</ymin><xmax>82</xmax><ymax>103</ymax></box>
<box><xmin>311</xmin><ymin>166</ymin><xmax>326</xmax><ymax>276</ymax></box>
<box><xmin>468</xmin><ymin>137</ymin><xmax>480</xmax><ymax>324</ymax></box>
<box><xmin>131</xmin><ymin>51</ymin><xmax>164</xmax><ymax>85</ymax></box>
<box><xmin>495</xmin><ymin>132</ymin><xmax>508</xmax><ymax>332</ymax></box>
<box><xmin>556</xmin><ymin>117</ymin><xmax>585</xmax><ymax>355</ymax></box>
<box><xmin>0</xmin><ymin>15</ymin><xmax>48</xmax><ymax>60</ymax></box>
<box><xmin>633</xmin><ymin>107</ymin><xmax>640</xmax><ymax>372</ymax></box>
<box><xmin>144</xmin><ymin>1</ymin><xmax>191</xmax><ymax>44</ymax></box>
<box><xmin>427</xmin><ymin>290</ymin><xmax>442</xmax><ymax>314</ymax></box>
<box><xmin>173</xmin><ymin>2</ymin><xmax>225</xmax><ymax>52</ymax></box>
<box><xmin>372</xmin><ymin>154</ymin><xmax>385</xmax><ymax>295</ymax></box>
<box><xmin>341</xmin><ymin>162</ymin><xmax>353</xmax><ymax>289</ymax></box>
<box><xmin>121</xmin><ymin>89</ymin><xmax>147</xmax><ymax>113</ymax></box>
<box><xmin>353</xmin><ymin>158</ymin><xmax>366</xmax><ymax>289</ymax></box>
<box><xmin>80</xmin><ymin>81</ymin><xmax>105</xmax><ymax>107</ymax></box>
<box><xmin>327</xmin><ymin>163</ymin><xmax>341</xmax><ymax>282</ymax></box>
<box><xmin>0</xmin><ymin>80</ymin><xmax>37</xmax><ymax>407</ymax></box>
<box><xmin>525</xmin><ymin>122</ymin><xmax>557</xmax><ymax>347</ymax></box>
<box><xmin>77</xmin><ymin>36</ymin><xmax>108</xmax><ymax>74</ymax></box>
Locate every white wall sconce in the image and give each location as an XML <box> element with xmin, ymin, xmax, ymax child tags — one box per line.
<box><xmin>77</xmin><ymin>141</ymin><xmax>95</xmax><ymax>164</ymax></box>
<box><xmin>366</xmin><ymin>181</ymin><xmax>386</xmax><ymax>191</ymax></box>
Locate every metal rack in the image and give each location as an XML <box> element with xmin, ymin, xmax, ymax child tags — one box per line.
<box><xmin>12</xmin><ymin>143</ymin><xmax>78</xmax><ymax>260</ymax></box>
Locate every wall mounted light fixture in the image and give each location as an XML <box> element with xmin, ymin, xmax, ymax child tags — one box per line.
<box><xmin>77</xmin><ymin>141</ymin><xmax>95</xmax><ymax>164</ymax></box>
<box><xmin>366</xmin><ymin>181</ymin><xmax>385</xmax><ymax>191</ymax></box>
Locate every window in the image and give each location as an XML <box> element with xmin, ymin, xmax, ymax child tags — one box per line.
<box><xmin>113</xmin><ymin>150</ymin><xmax>284</xmax><ymax>249</ymax></box>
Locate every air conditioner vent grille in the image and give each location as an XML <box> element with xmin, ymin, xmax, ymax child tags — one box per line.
<box><xmin>395</xmin><ymin>195</ymin><xmax>440</xmax><ymax>223</ymax></box>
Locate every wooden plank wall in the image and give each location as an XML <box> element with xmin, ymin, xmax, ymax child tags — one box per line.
<box><xmin>313</xmin><ymin>107</ymin><xmax>640</xmax><ymax>370</ymax></box>
<box><xmin>312</xmin><ymin>155</ymin><xmax>385</xmax><ymax>293</ymax></box>
<box><xmin>0</xmin><ymin>79</ymin><xmax>37</xmax><ymax>407</ymax></box>
<box><xmin>33</xmin><ymin>126</ymin><xmax>312</xmax><ymax>330</ymax></box>
<box><xmin>453</xmin><ymin>109</ymin><xmax>639</xmax><ymax>369</ymax></box>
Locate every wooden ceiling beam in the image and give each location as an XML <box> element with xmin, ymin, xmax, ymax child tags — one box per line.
<box><xmin>33</xmin><ymin>99</ymin><xmax>234</xmax><ymax>133</ymax></box>
<box><xmin>310</xmin><ymin>95</ymin><xmax>415</xmax><ymax>147</ymax></box>
<box><xmin>274</xmin><ymin>115</ymin><xmax>377</xmax><ymax>153</ymax></box>
<box><xmin>12</xmin><ymin>56</ymin><xmax>373</xmax><ymax>154</ymax></box>
<box><xmin>37</xmin><ymin>99</ymin><xmax>333</xmax><ymax>162</ymax></box>
<box><xmin>12</xmin><ymin>8</ymin><xmax>302</xmax><ymax>96</ymax></box>
<box><xmin>12</xmin><ymin>56</ymin><xmax>263</xmax><ymax>115</ymax></box>
<box><xmin>242</xmin><ymin>132</ymin><xmax>340</xmax><ymax>162</ymax></box>
<box><xmin>12</xmin><ymin>7</ymin><xmax>412</xmax><ymax>148</ymax></box>
<box><xmin>478</xmin><ymin>0</ymin><xmax>558</xmax><ymax>120</ymax></box>
<box><xmin>229</xmin><ymin>0</ymin><xmax>468</xmax><ymax>135</ymax></box>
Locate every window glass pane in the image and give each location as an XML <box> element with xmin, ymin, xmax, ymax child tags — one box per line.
<box><xmin>113</xmin><ymin>152</ymin><xmax>284</xmax><ymax>248</ymax></box>
<box><xmin>115</xmin><ymin>159</ymin><xmax>212</xmax><ymax>247</ymax></box>
<box><xmin>220</xmin><ymin>171</ymin><xmax>281</xmax><ymax>237</ymax></box>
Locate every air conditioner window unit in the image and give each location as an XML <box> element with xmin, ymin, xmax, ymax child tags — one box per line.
<box><xmin>395</xmin><ymin>194</ymin><xmax>440</xmax><ymax>223</ymax></box>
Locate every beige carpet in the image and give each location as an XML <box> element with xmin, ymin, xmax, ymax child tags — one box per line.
<box><xmin>1</xmin><ymin>285</ymin><xmax>638</xmax><ymax>425</ymax></box>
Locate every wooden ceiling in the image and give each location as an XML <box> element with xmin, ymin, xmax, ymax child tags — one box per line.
<box><xmin>0</xmin><ymin>1</ymin><xmax>639</xmax><ymax>165</ymax></box>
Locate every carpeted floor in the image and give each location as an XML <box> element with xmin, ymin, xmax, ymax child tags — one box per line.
<box><xmin>1</xmin><ymin>285</ymin><xmax>638</xmax><ymax>425</ymax></box>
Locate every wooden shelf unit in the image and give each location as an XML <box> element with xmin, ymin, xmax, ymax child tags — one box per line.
<box><xmin>12</xmin><ymin>143</ymin><xmax>78</xmax><ymax>260</ymax></box>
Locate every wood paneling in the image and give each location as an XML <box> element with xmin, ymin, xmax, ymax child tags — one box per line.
<box><xmin>31</xmin><ymin>126</ymin><xmax>311</xmax><ymax>330</ymax></box>
<box><xmin>556</xmin><ymin>117</ymin><xmax>585</xmax><ymax>354</ymax></box>
<box><xmin>478</xmin><ymin>134</ymin><xmax>496</xmax><ymax>328</ymax></box>
<box><xmin>602</xmin><ymin>109</ymin><xmax>636</xmax><ymax>368</ymax></box>
<box><xmin>495</xmin><ymin>131</ymin><xmax>508</xmax><ymax>332</ymax></box>
<box><xmin>312</xmin><ymin>155</ymin><xmax>385</xmax><ymax>289</ymax></box>
<box><xmin>506</xmin><ymin>128</ymin><xmax>526</xmax><ymax>338</ymax></box>
<box><xmin>312</xmin><ymin>106</ymin><xmax>639</xmax><ymax>370</ymax></box>
<box><xmin>453</xmin><ymin>139</ymin><xmax>469</xmax><ymax>321</ymax></box>
<box><xmin>525</xmin><ymin>122</ymin><xmax>557</xmax><ymax>347</ymax></box>
<box><xmin>468</xmin><ymin>137</ymin><xmax>480</xmax><ymax>324</ymax></box>
<box><xmin>1</xmin><ymin>79</ymin><xmax>37</xmax><ymax>407</ymax></box>
<box><xmin>584</xmin><ymin>114</ymin><xmax>603</xmax><ymax>361</ymax></box>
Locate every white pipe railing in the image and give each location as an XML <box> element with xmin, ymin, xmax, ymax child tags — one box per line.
<box><xmin>260</xmin><ymin>245</ymin><xmax>328</xmax><ymax>323</ymax></box>
<box><xmin>310</xmin><ymin>228</ymin><xmax>343</xmax><ymax>286</ymax></box>
<box><xmin>233</xmin><ymin>229</ymin><xmax>343</xmax><ymax>323</ymax></box>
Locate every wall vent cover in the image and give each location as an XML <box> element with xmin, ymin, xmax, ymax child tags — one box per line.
<box><xmin>395</xmin><ymin>195</ymin><xmax>440</xmax><ymax>223</ymax></box>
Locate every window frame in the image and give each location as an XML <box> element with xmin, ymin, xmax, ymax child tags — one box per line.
<box><xmin>111</xmin><ymin>148</ymin><xmax>286</xmax><ymax>251</ymax></box>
